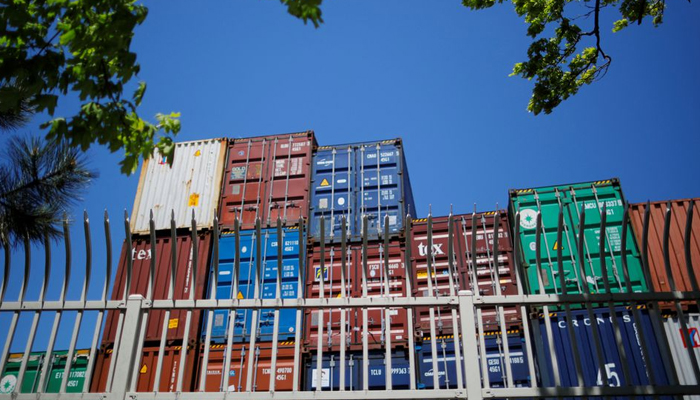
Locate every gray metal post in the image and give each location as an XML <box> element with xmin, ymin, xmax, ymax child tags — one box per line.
<box><xmin>458</xmin><ymin>290</ymin><xmax>482</xmax><ymax>400</ymax></box>
<box><xmin>110</xmin><ymin>294</ymin><xmax>145</xmax><ymax>400</ymax></box>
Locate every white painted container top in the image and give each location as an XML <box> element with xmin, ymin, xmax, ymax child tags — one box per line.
<box><xmin>130</xmin><ymin>138</ymin><xmax>227</xmax><ymax>234</ymax></box>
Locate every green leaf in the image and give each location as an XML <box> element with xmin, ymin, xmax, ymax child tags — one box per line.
<box><xmin>133</xmin><ymin>81</ymin><xmax>146</xmax><ymax>106</ymax></box>
<box><xmin>59</xmin><ymin>29</ymin><xmax>76</xmax><ymax>45</ymax></box>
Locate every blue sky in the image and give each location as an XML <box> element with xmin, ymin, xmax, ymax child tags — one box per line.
<box><xmin>1</xmin><ymin>1</ymin><xmax>699</xmax><ymax>352</ymax></box>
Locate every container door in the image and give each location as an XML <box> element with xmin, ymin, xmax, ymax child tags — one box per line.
<box><xmin>310</xmin><ymin>147</ymin><xmax>355</xmax><ymax>240</ymax></box>
<box><xmin>565</xmin><ymin>182</ymin><xmax>647</xmax><ymax>293</ymax></box>
<box><xmin>511</xmin><ymin>188</ymin><xmax>581</xmax><ymax>296</ymax></box>
<box><xmin>220</xmin><ymin>139</ymin><xmax>269</xmax><ymax>229</ymax></box>
<box><xmin>265</xmin><ymin>135</ymin><xmax>312</xmax><ymax>225</ymax></box>
<box><xmin>362</xmin><ymin>350</ymin><xmax>412</xmax><ymax>389</ymax></box>
<box><xmin>304</xmin><ymin>353</ymin><xmax>357</xmax><ymax>391</ymax></box>
<box><xmin>357</xmin><ymin>143</ymin><xmax>404</xmax><ymax>238</ymax></box>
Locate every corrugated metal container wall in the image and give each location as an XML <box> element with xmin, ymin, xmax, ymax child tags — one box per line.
<box><xmin>304</xmin><ymin>240</ymin><xmax>409</xmax><ymax>350</ymax></box>
<box><xmin>509</xmin><ymin>179</ymin><xmax>647</xmax><ymax>298</ymax></box>
<box><xmin>218</xmin><ymin>131</ymin><xmax>315</xmax><ymax>230</ymax></box>
<box><xmin>535</xmin><ymin>307</ymin><xmax>670</xmax><ymax>391</ymax></box>
<box><xmin>102</xmin><ymin>232</ymin><xmax>212</xmax><ymax>344</ymax></box>
<box><xmin>309</xmin><ymin>139</ymin><xmax>416</xmax><ymax>242</ymax></box>
<box><xmin>410</xmin><ymin>212</ymin><xmax>521</xmax><ymax>336</ymax></box>
<box><xmin>0</xmin><ymin>350</ymin><xmax>90</xmax><ymax>394</ymax></box>
<box><xmin>196</xmin><ymin>342</ymin><xmax>298</xmax><ymax>392</ymax></box>
<box><xmin>204</xmin><ymin>228</ymin><xmax>302</xmax><ymax>343</ymax></box>
<box><xmin>629</xmin><ymin>199</ymin><xmax>700</xmax><ymax>309</ymax></box>
<box><xmin>90</xmin><ymin>345</ymin><xmax>198</xmax><ymax>392</ymax></box>
<box><xmin>662</xmin><ymin>313</ymin><xmax>700</xmax><ymax>389</ymax></box>
<box><xmin>416</xmin><ymin>334</ymin><xmax>530</xmax><ymax>389</ymax></box>
<box><xmin>131</xmin><ymin>139</ymin><xmax>227</xmax><ymax>234</ymax></box>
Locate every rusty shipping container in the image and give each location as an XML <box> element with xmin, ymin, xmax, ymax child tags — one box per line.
<box><xmin>629</xmin><ymin>199</ymin><xmax>700</xmax><ymax>310</ymax></box>
<box><xmin>218</xmin><ymin>131</ymin><xmax>316</xmax><ymax>230</ymax></box>
<box><xmin>90</xmin><ymin>345</ymin><xmax>199</xmax><ymax>392</ymax></box>
<box><xmin>304</xmin><ymin>240</ymin><xmax>409</xmax><ymax>350</ymax></box>
<box><xmin>131</xmin><ymin>138</ymin><xmax>227</xmax><ymax>234</ymax></box>
<box><xmin>410</xmin><ymin>211</ymin><xmax>521</xmax><ymax>335</ymax></box>
<box><xmin>195</xmin><ymin>342</ymin><xmax>299</xmax><ymax>392</ymax></box>
<box><xmin>101</xmin><ymin>232</ymin><xmax>212</xmax><ymax>345</ymax></box>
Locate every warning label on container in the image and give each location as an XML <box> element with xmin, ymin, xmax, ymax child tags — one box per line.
<box><xmin>0</xmin><ymin>375</ymin><xmax>17</xmax><ymax>394</ymax></box>
<box><xmin>140</xmin><ymin>364</ymin><xmax>148</xmax><ymax>374</ymax></box>
<box><xmin>553</xmin><ymin>241</ymin><xmax>563</xmax><ymax>251</ymax></box>
<box><xmin>320</xmin><ymin>178</ymin><xmax>330</xmax><ymax>187</ymax></box>
<box><xmin>194</xmin><ymin>150</ymin><xmax>201</xmax><ymax>157</ymax></box>
<box><xmin>311</xmin><ymin>368</ymin><xmax>330</xmax><ymax>388</ymax></box>
<box><xmin>237</xmin><ymin>291</ymin><xmax>244</xmax><ymax>299</ymax></box>
<box><xmin>188</xmin><ymin>193</ymin><xmax>200</xmax><ymax>207</ymax></box>
<box><xmin>169</xmin><ymin>318</ymin><xmax>179</xmax><ymax>329</ymax></box>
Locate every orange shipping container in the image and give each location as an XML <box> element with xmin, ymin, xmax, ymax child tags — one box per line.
<box><xmin>629</xmin><ymin>199</ymin><xmax>700</xmax><ymax>309</ymax></box>
<box><xmin>90</xmin><ymin>345</ymin><xmax>198</xmax><ymax>393</ymax></box>
<box><xmin>196</xmin><ymin>342</ymin><xmax>299</xmax><ymax>392</ymax></box>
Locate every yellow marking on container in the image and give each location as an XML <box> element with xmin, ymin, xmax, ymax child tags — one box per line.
<box><xmin>320</xmin><ymin>178</ymin><xmax>330</xmax><ymax>187</ymax></box>
<box><xmin>552</xmin><ymin>241</ymin><xmax>563</xmax><ymax>251</ymax></box>
<box><xmin>188</xmin><ymin>193</ymin><xmax>200</xmax><ymax>206</ymax></box>
<box><xmin>169</xmin><ymin>318</ymin><xmax>179</xmax><ymax>329</ymax></box>
<box><xmin>140</xmin><ymin>364</ymin><xmax>148</xmax><ymax>374</ymax></box>
<box><xmin>194</xmin><ymin>150</ymin><xmax>201</xmax><ymax>157</ymax></box>
<box><xmin>237</xmin><ymin>291</ymin><xmax>244</xmax><ymax>299</ymax></box>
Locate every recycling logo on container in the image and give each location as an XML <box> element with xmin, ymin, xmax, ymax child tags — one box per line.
<box><xmin>519</xmin><ymin>209</ymin><xmax>538</xmax><ymax>230</ymax></box>
<box><xmin>0</xmin><ymin>374</ymin><xmax>17</xmax><ymax>394</ymax></box>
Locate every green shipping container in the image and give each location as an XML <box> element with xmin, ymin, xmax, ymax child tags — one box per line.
<box><xmin>0</xmin><ymin>350</ymin><xmax>89</xmax><ymax>394</ymax></box>
<box><xmin>509</xmin><ymin>179</ymin><xmax>648</xmax><ymax>297</ymax></box>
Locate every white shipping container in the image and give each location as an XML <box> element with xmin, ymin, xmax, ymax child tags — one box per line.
<box><xmin>663</xmin><ymin>313</ymin><xmax>700</xmax><ymax>399</ymax></box>
<box><xmin>130</xmin><ymin>138</ymin><xmax>227</xmax><ymax>234</ymax></box>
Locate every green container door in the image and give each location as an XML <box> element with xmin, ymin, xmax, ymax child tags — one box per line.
<box><xmin>0</xmin><ymin>350</ymin><xmax>89</xmax><ymax>394</ymax></box>
<box><xmin>44</xmin><ymin>350</ymin><xmax>90</xmax><ymax>393</ymax></box>
<box><xmin>0</xmin><ymin>353</ymin><xmax>44</xmax><ymax>394</ymax></box>
<box><xmin>509</xmin><ymin>179</ymin><xmax>648</xmax><ymax>297</ymax></box>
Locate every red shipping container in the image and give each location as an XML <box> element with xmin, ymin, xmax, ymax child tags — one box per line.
<box><xmin>196</xmin><ymin>342</ymin><xmax>299</xmax><ymax>392</ymax></box>
<box><xmin>219</xmin><ymin>131</ymin><xmax>316</xmax><ymax>230</ymax></box>
<box><xmin>410</xmin><ymin>211</ymin><xmax>521</xmax><ymax>335</ymax></box>
<box><xmin>304</xmin><ymin>241</ymin><xmax>410</xmax><ymax>351</ymax></box>
<box><xmin>629</xmin><ymin>199</ymin><xmax>700</xmax><ymax>310</ymax></box>
<box><xmin>102</xmin><ymin>232</ymin><xmax>212</xmax><ymax>345</ymax></box>
<box><xmin>90</xmin><ymin>345</ymin><xmax>198</xmax><ymax>392</ymax></box>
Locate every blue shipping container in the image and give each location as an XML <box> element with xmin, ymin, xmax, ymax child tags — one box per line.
<box><xmin>535</xmin><ymin>307</ymin><xmax>671</xmax><ymax>397</ymax></box>
<box><xmin>304</xmin><ymin>352</ymin><xmax>357</xmax><ymax>391</ymax></box>
<box><xmin>204</xmin><ymin>228</ymin><xmax>303</xmax><ymax>343</ymax></box>
<box><xmin>310</xmin><ymin>139</ymin><xmax>415</xmax><ymax>241</ymax></box>
<box><xmin>417</xmin><ymin>335</ymin><xmax>531</xmax><ymax>389</ymax></box>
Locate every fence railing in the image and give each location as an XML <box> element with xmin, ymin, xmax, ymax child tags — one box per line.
<box><xmin>1</xmin><ymin>201</ymin><xmax>700</xmax><ymax>399</ymax></box>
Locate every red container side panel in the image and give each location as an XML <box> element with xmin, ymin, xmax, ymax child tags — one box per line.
<box><xmin>102</xmin><ymin>232</ymin><xmax>212</xmax><ymax>345</ymax></box>
<box><xmin>219</xmin><ymin>131</ymin><xmax>316</xmax><ymax>230</ymax></box>
<box><xmin>90</xmin><ymin>345</ymin><xmax>198</xmax><ymax>393</ymax></box>
<box><xmin>196</xmin><ymin>343</ymin><xmax>299</xmax><ymax>392</ymax></box>
<box><xmin>629</xmin><ymin>199</ymin><xmax>700</xmax><ymax>310</ymax></box>
<box><xmin>304</xmin><ymin>241</ymin><xmax>410</xmax><ymax>351</ymax></box>
<box><xmin>410</xmin><ymin>212</ymin><xmax>522</xmax><ymax>335</ymax></box>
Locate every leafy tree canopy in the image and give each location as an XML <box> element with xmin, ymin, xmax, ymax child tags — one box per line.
<box><xmin>0</xmin><ymin>0</ymin><xmax>321</xmax><ymax>175</ymax></box>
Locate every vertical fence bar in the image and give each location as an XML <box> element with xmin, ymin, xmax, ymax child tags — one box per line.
<box><xmin>16</xmin><ymin>236</ymin><xmax>37</xmax><ymax>394</ymax></box>
<box><xmin>268</xmin><ymin>218</ymin><xmax>284</xmax><ymax>391</ymax></box>
<box><xmin>446</xmin><ymin>211</ymin><xmax>463</xmax><ymax>389</ymax></box>
<box><xmin>82</xmin><ymin>211</ymin><xmax>113</xmax><ymax>392</ymax></box>
<box><xmin>492</xmin><ymin>212</ymin><xmax>514</xmax><ymax>388</ymax></box>
<box><xmin>426</xmin><ymin>211</ymin><xmax>440</xmax><ymax>389</ymax></box>
<box><xmin>315</xmin><ymin>217</ymin><xmax>325</xmax><ymax>391</ymax></box>
<box><xmin>178</xmin><ymin>211</ymin><xmax>200</xmax><ymax>392</ymax></box>
<box><xmin>512</xmin><ymin>213</ymin><xmax>537</xmax><ymax>388</ymax></box>
<box><xmin>382</xmin><ymin>215</ymin><xmax>393</xmax><ymax>390</ymax></box>
<box><xmin>683</xmin><ymin>201</ymin><xmax>700</xmax><ymax>306</ymax></box>
<box><xmin>245</xmin><ymin>218</ymin><xmax>262</xmax><ymax>392</ymax></box>
<box><xmin>459</xmin><ymin>290</ymin><xmax>482</xmax><ymax>400</ymax></box>
<box><xmin>35</xmin><ymin>233</ymin><xmax>52</xmax><ymax>394</ymax></box>
<box><xmin>340</xmin><ymin>216</ymin><xmax>348</xmax><ymax>391</ymax></box>
<box><xmin>362</xmin><ymin>215</ymin><xmax>369</xmax><ymax>390</ymax></box>
<box><xmin>110</xmin><ymin>294</ymin><xmax>145</xmax><ymax>400</ymax></box>
<box><xmin>154</xmin><ymin>211</ymin><xmax>178</xmax><ymax>392</ymax></box>
<box><xmin>224</xmin><ymin>217</ymin><xmax>241</xmax><ymax>392</ymax></box>
<box><xmin>555</xmin><ymin>204</ymin><xmax>584</xmax><ymax>389</ymax></box>
<box><xmin>198</xmin><ymin>213</ymin><xmax>217</xmax><ymax>391</ymax></box>
<box><xmin>291</xmin><ymin>217</ymin><xmax>304</xmax><ymax>391</ymax></box>
<box><xmin>404</xmin><ymin>214</ymin><xmax>417</xmax><ymax>390</ymax></box>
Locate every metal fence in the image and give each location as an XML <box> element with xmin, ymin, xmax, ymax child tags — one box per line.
<box><xmin>1</xmin><ymin>202</ymin><xmax>700</xmax><ymax>399</ymax></box>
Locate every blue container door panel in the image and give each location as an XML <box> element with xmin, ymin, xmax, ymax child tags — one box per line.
<box><xmin>231</xmin><ymin>283</ymin><xmax>256</xmax><ymax>342</ymax></box>
<box><xmin>305</xmin><ymin>353</ymin><xmax>357</xmax><ymax>391</ymax></box>
<box><xmin>257</xmin><ymin>282</ymin><xmax>298</xmax><ymax>341</ymax></box>
<box><xmin>362</xmin><ymin>350</ymin><xmax>412</xmax><ymax>390</ymax></box>
<box><xmin>311</xmin><ymin>147</ymin><xmax>355</xmax><ymax>239</ymax></box>
<box><xmin>357</xmin><ymin>144</ymin><xmax>403</xmax><ymax>236</ymax></box>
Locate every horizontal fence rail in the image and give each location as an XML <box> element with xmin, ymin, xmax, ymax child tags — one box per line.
<box><xmin>1</xmin><ymin>202</ymin><xmax>700</xmax><ymax>400</ymax></box>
